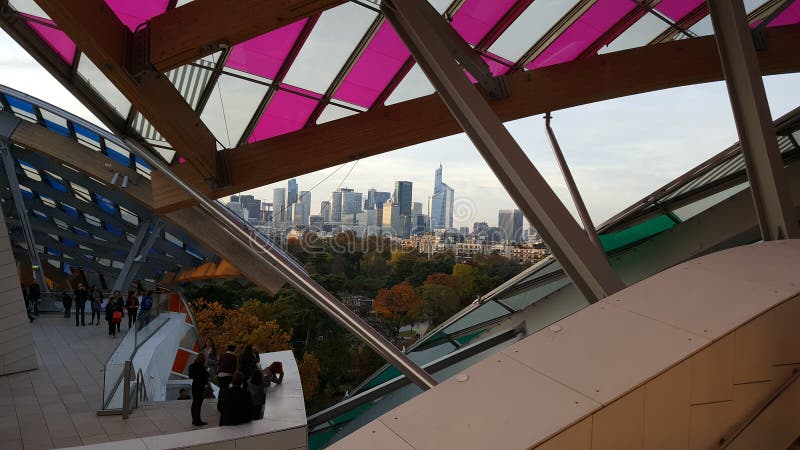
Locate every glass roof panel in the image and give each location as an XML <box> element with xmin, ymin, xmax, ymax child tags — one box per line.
<box><xmin>9</xmin><ymin>0</ymin><xmax>50</xmax><ymax>19</ymax></box>
<box><xmin>529</xmin><ymin>0</ymin><xmax>637</xmax><ymax>69</ymax></box>
<box><xmin>40</xmin><ymin>108</ymin><xmax>70</xmax><ymax>137</ymax></box>
<box><xmin>77</xmin><ymin>55</ymin><xmax>131</xmax><ymax>118</ymax></box>
<box><xmin>451</xmin><ymin>0</ymin><xmax>518</xmax><ymax>45</ymax></box>
<box><xmin>384</xmin><ymin>64</ymin><xmax>435</xmax><ymax>106</ymax></box>
<box><xmin>333</xmin><ymin>21</ymin><xmax>410</xmax><ymax>108</ymax></box>
<box><xmin>489</xmin><ymin>0</ymin><xmax>581</xmax><ymax>62</ymax></box>
<box><xmin>429</xmin><ymin>0</ymin><xmax>452</xmax><ymax>14</ymax></box>
<box><xmin>771</xmin><ymin>2</ymin><xmax>800</xmax><ymax>27</ymax></box>
<box><xmin>23</xmin><ymin>17</ymin><xmax>76</xmax><ymax>64</ymax></box>
<box><xmin>598</xmin><ymin>12</ymin><xmax>668</xmax><ymax>55</ymax></box>
<box><xmin>73</xmin><ymin>123</ymin><xmax>102</xmax><ymax>151</ymax></box>
<box><xmin>248</xmin><ymin>86</ymin><xmax>320</xmax><ymax>143</ymax></box>
<box><xmin>199</xmin><ymin>73</ymin><xmax>269</xmax><ymax>148</ymax></box>
<box><xmin>685</xmin><ymin>14</ymin><xmax>713</xmax><ymax>37</ymax></box>
<box><xmin>104</xmin><ymin>0</ymin><xmax>170</xmax><ymax>31</ymax></box>
<box><xmin>599</xmin><ymin>214</ymin><xmax>677</xmax><ymax>252</ymax></box>
<box><xmin>227</xmin><ymin>19</ymin><xmax>309</xmax><ymax>81</ymax></box>
<box><xmin>5</xmin><ymin>94</ymin><xmax>38</xmax><ymax>122</ymax></box>
<box><xmin>166</xmin><ymin>56</ymin><xmax>215</xmax><ymax>111</ymax></box>
<box><xmin>441</xmin><ymin>300</ymin><xmax>509</xmax><ymax>334</ymax></box>
<box><xmin>655</xmin><ymin>0</ymin><xmax>704</xmax><ymax>21</ymax></box>
<box><xmin>316</xmin><ymin>104</ymin><xmax>359</xmax><ymax>125</ymax></box>
<box><xmin>282</xmin><ymin>3</ymin><xmax>377</xmax><ymax>94</ymax></box>
<box><xmin>104</xmin><ymin>140</ymin><xmax>131</xmax><ymax>166</ymax></box>
<box><xmin>672</xmin><ymin>183</ymin><xmax>749</xmax><ymax>221</ymax></box>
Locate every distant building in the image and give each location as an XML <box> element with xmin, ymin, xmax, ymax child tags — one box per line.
<box><xmin>343</xmin><ymin>191</ymin><xmax>363</xmax><ymax>215</ymax></box>
<box><xmin>296</xmin><ymin>191</ymin><xmax>311</xmax><ymax>225</ymax></box>
<box><xmin>287</xmin><ymin>178</ymin><xmax>298</xmax><ymax>207</ymax></box>
<box><xmin>394</xmin><ymin>181</ymin><xmax>413</xmax><ymax>216</ymax></box>
<box><xmin>473</xmin><ymin>221</ymin><xmax>489</xmax><ymax>235</ymax></box>
<box><xmin>309</xmin><ymin>215</ymin><xmax>324</xmax><ymax>229</ymax></box>
<box><xmin>365</xmin><ymin>189</ymin><xmax>391</xmax><ymax>210</ymax></box>
<box><xmin>412</xmin><ymin>202</ymin><xmax>423</xmax><ymax>216</ymax></box>
<box><xmin>320</xmin><ymin>201</ymin><xmax>331</xmax><ymax>223</ymax></box>
<box><xmin>382</xmin><ymin>202</ymin><xmax>401</xmax><ymax>235</ymax></box>
<box><xmin>331</xmin><ymin>188</ymin><xmax>352</xmax><ymax>223</ymax></box>
<box><xmin>498</xmin><ymin>209</ymin><xmax>523</xmax><ymax>243</ymax></box>
<box><xmin>273</xmin><ymin>188</ymin><xmax>286</xmax><ymax>223</ymax></box>
<box><xmin>459</xmin><ymin>226</ymin><xmax>470</xmax><ymax>236</ymax></box>
<box><xmin>429</xmin><ymin>164</ymin><xmax>454</xmax><ymax>231</ymax></box>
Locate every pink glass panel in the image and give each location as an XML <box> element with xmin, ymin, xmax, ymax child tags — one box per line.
<box><xmin>333</xmin><ymin>21</ymin><xmax>410</xmax><ymax>108</ymax></box>
<box><xmin>248</xmin><ymin>85</ymin><xmax>320</xmax><ymax>143</ymax></box>
<box><xmin>465</xmin><ymin>54</ymin><xmax>513</xmax><ymax>83</ymax></box>
<box><xmin>528</xmin><ymin>0</ymin><xmax>636</xmax><ymax>69</ymax></box>
<box><xmin>770</xmin><ymin>2</ymin><xmax>800</xmax><ymax>27</ymax></box>
<box><xmin>105</xmin><ymin>0</ymin><xmax>170</xmax><ymax>31</ymax></box>
<box><xmin>655</xmin><ymin>0</ymin><xmax>704</xmax><ymax>22</ymax></box>
<box><xmin>451</xmin><ymin>0</ymin><xmax>518</xmax><ymax>44</ymax></box>
<box><xmin>227</xmin><ymin>19</ymin><xmax>309</xmax><ymax>81</ymax></box>
<box><xmin>24</xmin><ymin>17</ymin><xmax>75</xmax><ymax>64</ymax></box>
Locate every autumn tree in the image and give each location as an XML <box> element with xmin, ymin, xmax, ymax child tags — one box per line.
<box><xmin>373</xmin><ymin>282</ymin><xmax>422</xmax><ymax>327</ymax></box>
<box><xmin>249</xmin><ymin>321</ymin><xmax>292</xmax><ymax>353</ymax></box>
<box><xmin>420</xmin><ymin>277</ymin><xmax>460</xmax><ymax>326</ymax></box>
<box><xmin>298</xmin><ymin>353</ymin><xmax>321</xmax><ymax>400</ymax></box>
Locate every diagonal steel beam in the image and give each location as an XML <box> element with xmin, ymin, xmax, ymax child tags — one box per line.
<box><xmin>111</xmin><ymin>220</ymin><xmax>153</xmax><ymax>292</ymax></box>
<box><xmin>707</xmin><ymin>0</ymin><xmax>799</xmax><ymax>240</ymax></box>
<box><xmin>382</xmin><ymin>0</ymin><xmax>624</xmax><ymax>302</ymax></box>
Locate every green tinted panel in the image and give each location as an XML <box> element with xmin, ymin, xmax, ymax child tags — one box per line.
<box><xmin>599</xmin><ymin>214</ymin><xmax>678</xmax><ymax>252</ymax></box>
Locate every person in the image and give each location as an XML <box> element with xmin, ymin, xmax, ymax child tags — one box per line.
<box><xmin>113</xmin><ymin>292</ymin><xmax>124</xmax><ymax>333</ymax></box>
<box><xmin>177</xmin><ymin>389</ymin><xmax>191</xmax><ymax>400</ymax></box>
<box><xmin>248</xmin><ymin>370</ymin><xmax>267</xmax><ymax>420</ymax></box>
<box><xmin>90</xmin><ymin>286</ymin><xmax>102</xmax><ymax>326</ymax></box>
<box><xmin>62</xmin><ymin>291</ymin><xmax>72</xmax><ymax>318</ymax></box>
<box><xmin>74</xmin><ymin>283</ymin><xmax>87</xmax><ymax>326</ymax></box>
<box><xmin>264</xmin><ymin>361</ymin><xmax>284</xmax><ymax>385</ymax></box>
<box><xmin>188</xmin><ymin>353</ymin><xmax>209</xmax><ymax>426</ymax></box>
<box><xmin>217</xmin><ymin>372</ymin><xmax>252</xmax><ymax>426</ymax></box>
<box><xmin>238</xmin><ymin>344</ymin><xmax>257</xmax><ymax>389</ymax></box>
<box><xmin>125</xmin><ymin>291</ymin><xmax>139</xmax><ymax>329</ymax></box>
<box><xmin>206</xmin><ymin>342</ymin><xmax>219</xmax><ymax>383</ymax></box>
<box><xmin>22</xmin><ymin>288</ymin><xmax>34</xmax><ymax>323</ymax></box>
<box><xmin>217</xmin><ymin>345</ymin><xmax>237</xmax><ymax>390</ymax></box>
<box><xmin>106</xmin><ymin>297</ymin><xmax>122</xmax><ymax>338</ymax></box>
<box><xmin>29</xmin><ymin>280</ymin><xmax>40</xmax><ymax>316</ymax></box>
<box><xmin>139</xmin><ymin>290</ymin><xmax>153</xmax><ymax>326</ymax></box>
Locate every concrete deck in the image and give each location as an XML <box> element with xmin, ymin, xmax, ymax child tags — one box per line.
<box><xmin>0</xmin><ymin>315</ymin><xmax>218</xmax><ymax>449</ymax></box>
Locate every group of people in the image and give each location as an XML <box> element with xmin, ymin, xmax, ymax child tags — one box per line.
<box><xmin>188</xmin><ymin>341</ymin><xmax>284</xmax><ymax>427</ymax></box>
<box><xmin>59</xmin><ymin>285</ymin><xmax>154</xmax><ymax>338</ymax></box>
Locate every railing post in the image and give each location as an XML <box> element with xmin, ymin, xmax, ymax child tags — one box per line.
<box><xmin>122</xmin><ymin>360</ymin><xmax>132</xmax><ymax>419</ymax></box>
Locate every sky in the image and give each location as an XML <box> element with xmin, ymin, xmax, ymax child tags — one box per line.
<box><xmin>2</xmin><ymin>27</ymin><xmax>799</xmax><ymax>229</ymax></box>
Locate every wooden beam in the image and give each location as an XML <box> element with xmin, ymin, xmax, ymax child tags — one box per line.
<box><xmin>148</xmin><ymin>0</ymin><xmax>348</xmax><ymax>72</ymax></box>
<box><xmin>34</xmin><ymin>0</ymin><xmax>218</xmax><ymax>181</ymax></box>
<box><xmin>151</xmin><ymin>24</ymin><xmax>800</xmax><ymax>212</ymax></box>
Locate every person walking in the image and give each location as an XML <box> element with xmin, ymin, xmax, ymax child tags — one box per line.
<box><xmin>105</xmin><ymin>297</ymin><xmax>119</xmax><ymax>338</ymax></box>
<box><xmin>217</xmin><ymin>372</ymin><xmax>252</xmax><ymax>426</ymax></box>
<box><xmin>29</xmin><ymin>280</ymin><xmax>40</xmax><ymax>316</ymax></box>
<box><xmin>188</xmin><ymin>353</ymin><xmax>209</xmax><ymax>426</ymax></box>
<box><xmin>90</xmin><ymin>286</ymin><xmax>102</xmax><ymax>325</ymax></box>
<box><xmin>125</xmin><ymin>291</ymin><xmax>139</xmax><ymax>329</ymax></box>
<box><xmin>206</xmin><ymin>342</ymin><xmax>219</xmax><ymax>383</ymax></box>
<box><xmin>22</xmin><ymin>288</ymin><xmax>34</xmax><ymax>323</ymax></box>
<box><xmin>248</xmin><ymin>370</ymin><xmax>267</xmax><ymax>420</ymax></box>
<box><xmin>217</xmin><ymin>345</ymin><xmax>237</xmax><ymax>390</ymax></box>
<box><xmin>74</xmin><ymin>283</ymin><xmax>87</xmax><ymax>326</ymax></box>
<box><xmin>139</xmin><ymin>290</ymin><xmax>153</xmax><ymax>326</ymax></box>
<box><xmin>62</xmin><ymin>291</ymin><xmax>72</xmax><ymax>318</ymax></box>
<box><xmin>238</xmin><ymin>344</ymin><xmax>257</xmax><ymax>389</ymax></box>
<box><xmin>112</xmin><ymin>291</ymin><xmax>124</xmax><ymax>333</ymax></box>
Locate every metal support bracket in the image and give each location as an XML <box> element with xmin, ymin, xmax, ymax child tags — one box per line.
<box><xmin>383</xmin><ymin>0</ymin><xmax>623</xmax><ymax>302</ymax></box>
<box><xmin>127</xmin><ymin>24</ymin><xmax>151</xmax><ymax>80</ymax></box>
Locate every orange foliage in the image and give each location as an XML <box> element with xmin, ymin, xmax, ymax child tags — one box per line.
<box><xmin>373</xmin><ymin>282</ymin><xmax>422</xmax><ymax>326</ymax></box>
<box><xmin>423</xmin><ymin>273</ymin><xmax>457</xmax><ymax>289</ymax></box>
<box><xmin>297</xmin><ymin>353</ymin><xmax>321</xmax><ymax>400</ymax></box>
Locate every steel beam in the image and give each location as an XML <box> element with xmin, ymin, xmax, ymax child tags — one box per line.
<box><xmin>125</xmin><ymin>137</ymin><xmax>438</xmax><ymax>391</ymax></box>
<box><xmin>115</xmin><ymin>219</ymin><xmax>165</xmax><ymax>292</ymax></box>
<box><xmin>382</xmin><ymin>0</ymin><xmax>623</xmax><ymax>302</ymax></box>
<box><xmin>544</xmin><ymin>113</ymin><xmax>602</xmax><ymax>249</ymax></box>
<box><xmin>707</xmin><ymin>0</ymin><xmax>799</xmax><ymax>240</ymax></box>
<box><xmin>0</xmin><ymin>142</ymin><xmax>49</xmax><ymax>291</ymax></box>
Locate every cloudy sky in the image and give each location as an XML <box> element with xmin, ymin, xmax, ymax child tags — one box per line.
<box><xmin>2</xmin><ymin>29</ymin><xmax>799</xmax><ymax>229</ymax></box>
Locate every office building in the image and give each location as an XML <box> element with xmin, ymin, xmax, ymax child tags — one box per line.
<box><xmin>393</xmin><ymin>181</ymin><xmax>412</xmax><ymax>216</ymax></box>
<box><xmin>429</xmin><ymin>164</ymin><xmax>455</xmax><ymax>231</ymax></box>
<box><xmin>272</xmin><ymin>187</ymin><xmax>286</xmax><ymax>223</ymax></box>
<box><xmin>498</xmin><ymin>209</ymin><xmax>523</xmax><ymax>243</ymax></box>
<box><xmin>320</xmin><ymin>200</ymin><xmax>331</xmax><ymax>224</ymax></box>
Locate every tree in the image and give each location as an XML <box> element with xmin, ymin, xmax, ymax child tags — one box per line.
<box><xmin>373</xmin><ymin>282</ymin><xmax>422</xmax><ymax>327</ymax></box>
<box><xmin>249</xmin><ymin>321</ymin><xmax>292</xmax><ymax>353</ymax></box>
<box><xmin>298</xmin><ymin>353</ymin><xmax>321</xmax><ymax>400</ymax></box>
<box><xmin>420</xmin><ymin>276</ymin><xmax>460</xmax><ymax>326</ymax></box>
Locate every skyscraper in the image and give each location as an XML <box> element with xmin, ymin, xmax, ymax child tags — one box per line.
<box><xmin>320</xmin><ymin>201</ymin><xmax>331</xmax><ymax>223</ymax></box>
<box><xmin>273</xmin><ymin>188</ymin><xmax>286</xmax><ymax>223</ymax></box>
<box><xmin>498</xmin><ymin>209</ymin><xmax>523</xmax><ymax>243</ymax></box>
<box><xmin>343</xmin><ymin>191</ymin><xmax>363</xmax><ymax>215</ymax></box>
<box><xmin>394</xmin><ymin>181</ymin><xmax>413</xmax><ymax>216</ymax></box>
<box><xmin>366</xmin><ymin>189</ymin><xmax>391</xmax><ymax>210</ymax></box>
<box><xmin>429</xmin><ymin>164</ymin><xmax>455</xmax><ymax>231</ymax></box>
<box><xmin>298</xmin><ymin>191</ymin><xmax>311</xmax><ymax>225</ymax></box>
<box><xmin>382</xmin><ymin>202</ymin><xmax>400</xmax><ymax>235</ymax></box>
<box><xmin>287</xmin><ymin>178</ymin><xmax>298</xmax><ymax>206</ymax></box>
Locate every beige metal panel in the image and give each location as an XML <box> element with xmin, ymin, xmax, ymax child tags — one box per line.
<box><xmin>771</xmin><ymin>295</ymin><xmax>800</xmax><ymax>365</ymax></box>
<box><xmin>503</xmin><ymin>303</ymin><xmax>706</xmax><ymax>404</ymax></box>
<box><xmin>591</xmin><ymin>387</ymin><xmax>645</xmax><ymax>450</ymax></box>
<box><xmin>733</xmin><ymin>311</ymin><xmax>777</xmax><ymax>384</ymax></box>
<box><xmin>327</xmin><ymin>420</ymin><xmax>415</xmax><ymax>450</ymax></box>
<box><xmin>378</xmin><ymin>354</ymin><xmax>599</xmax><ymax>450</ymax></box>
<box><xmin>726</xmin><ymin>376</ymin><xmax>800</xmax><ymax>450</ymax></box>
<box><xmin>691</xmin><ymin>334</ymin><xmax>735</xmax><ymax>404</ymax></box>
<box><xmin>535</xmin><ymin>417</ymin><xmax>592</xmax><ymax>450</ymax></box>
<box><xmin>610</xmin><ymin>264</ymin><xmax>790</xmax><ymax>342</ymax></box>
<box><xmin>643</xmin><ymin>360</ymin><xmax>692</xmax><ymax>449</ymax></box>
<box><xmin>688</xmin><ymin>400</ymin><xmax>737</xmax><ymax>450</ymax></box>
<box><xmin>0</xmin><ymin>212</ymin><xmax>36</xmax><ymax>375</ymax></box>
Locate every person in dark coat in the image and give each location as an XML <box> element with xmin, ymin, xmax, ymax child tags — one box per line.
<box><xmin>188</xmin><ymin>353</ymin><xmax>209</xmax><ymax>426</ymax></box>
<box><xmin>238</xmin><ymin>344</ymin><xmax>257</xmax><ymax>389</ymax></box>
<box><xmin>125</xmin><ymin>291</ymin><xmax>139</xmax><ymax>329</ymax></box>
<box><xmin>248</xmin><ymin>370</ymin><xmax>267</xmax><ymax>420</ymax></box>
<box><xmin>29</xmin><ymin>281</ymin><xmax>40</xmax><ymax>316</ymax></box>
<box><xmin>74</xmin><ymin>283</ymin><xmax>87</xmax><ymax>326</ymax></box>
<box><xmin>62</xmin><ymin>291</ymin><xmax>72</xmax><ymax>318</ymax></box>
<box><xmin>105</xmin><ymin>297</ymin><xmax>120</xmax><ymax>338</ymax></box>
<box><xmin>217</xmin><ymin>372</ymin><xmax>252</xmax><ymax>426</ymax></box>
<box><xmin>217</xmin><ymin>345</ymin><xmax>237</xmax><ymax>390</ymax></box>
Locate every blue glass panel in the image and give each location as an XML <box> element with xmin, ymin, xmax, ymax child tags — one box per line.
<box><xmin>105</xmin><ymin>142</ymin><xmax>131</xmax><ymax>166</ymax></box>
<box><xmin>17</xmin><ymin>159</ymin><xmax>37</xmax><ymax>172</ymax></box>
<box><xmin>32</xmin><ymin>210</ymin><xmax>48</xmax><ymax>221</ymax></box>
<box><xmin>63</xmin><ymin>262</ymin><xmax>72</xmax><ymax>274</ymax></box>
<box><xmin>104</xmin><ymin>222</ymin><xmax>122</xmax><ymax>237</ymax></box>
<box><xmin>20</xmin><ymin>188</ymin><xmax>34</xmax><ymax>199</ymax></box>
<box><xmin>44</xmin><ymin>119</ymin><xmax>70</xmax><ymax>137</ymax></box>
<box><xmin>94</xmin><ymin>194</ymin><xmax>116</xmax><ymax>215</ymax></box>
<box><xmin>47</xmin><ymin>175</ymin><xmax>68</xmax><ymax>193</ymax></box>
<box><xmin>74</xmin><ymin>227</ymin><xmax>90</xmax><ymax>238</ymax></box>
<box><xmin>185</xmin><ymin>246</ymin><xmax>203</xmax><ymax>260</ymax></box>
<box><xmin>62</xmin><ymin>239</ymin><xmax>76</xmax><ymax>248</ymax></box>
<box><xmin>48</xmin><ymin>248</ymin><xmax>61</xmax><ymax>257</ymax></box>
<box><xmin>61</xmin><ymin>204</ymin><xmax>78</xmax><ymax>217</ymax></box>
<box><xmin>6</xmin><ymin>95</ymin><xmax>35</xmax><ymax>114</ymax></box>
<box><xmin>135</xmin><ymin>156</ymin><xmax>151</xmax><ymax>170</ymax></box>
<box><xmin>73</xmin><ymin>123</ymin><xmax>102</xmax><ymax>150</ymax></box>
